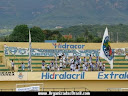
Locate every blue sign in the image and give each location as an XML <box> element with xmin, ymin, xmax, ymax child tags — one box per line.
<box><xmin>41</xmin><ymin>72</ymin><xmax>85</xmax><ymax>80</ymax></box>
<box><xmin>98</xmin><ymin>72</ymin><xmax>128</xmax><ymax>79</ymax></box>
<box><xmin>52</xmin><ymin>43</ymin><xmax>85</xmax><ymax>49</ymax></box>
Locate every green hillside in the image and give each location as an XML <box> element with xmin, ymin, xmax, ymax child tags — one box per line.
<box><xmin>0</xmin><ymin>0</ymin><xmax>128</xmax><ymax>28</ymax></box>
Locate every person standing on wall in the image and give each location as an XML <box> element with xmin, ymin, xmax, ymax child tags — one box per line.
<box><xmin>11</xmin><ymin>59</ymin><xmax>14</xmax><ymax>71</ymax></box>
<box><xmin>41</xmin><ymin>60</ymin><xmax>45</xmax><ymax>71</ymax></box>
<box><xmin>99</xmin><ymin>60</ymin><xmax>102</xmax><ymax>71</ymax></box>
<box><xmin>102</xmin><ymin>64</ymin><xmax>106</xmax><ymax>71</ymax></box>
<box><xmin>21</xmin><ymin>62</ymin><xmax>25</xmax><ymax>71</ymax></box>
<box><xmin>89</xmin><ymin>55</ymin><xmax>92</xmax><ymax>64</ymax></box>
<box><xmin>83</xmin><ymin>57</ymin><xmax>86</xmax><ymax>64</ymax></box>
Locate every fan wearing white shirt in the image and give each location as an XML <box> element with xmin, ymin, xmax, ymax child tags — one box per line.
<box><xmin>95</xmin><ymin>61</ymin><xmax>99</xmax><ymax>71</ymax></box>
<box><xmin>89</xmin><ymin>55</ymin><xmax>92</xmax><ymax>64</ymax></box>
<box><xmin>82</xmin><ymin>63</ymin><xmax>85</xmax><ymax>71</ymax></box>
<box><xmin>85</xmin><ymin>64</ymin><xmax>88</xmax><ymax>71</ymax></box>
<box><xmin>70</xmin><ymin>64</ymin><xmax>74</xmax><ymax>71</ymax></box>
<box><xmin>99</xmin><ymin>61</ymin><xmax>102</xmax><ymax>71</ymax></box>
<box><xmin>54</xmin><ymin>56</ymin><xmax>57</xmax><ymax>68</ymax></box>
<box><xmin>50</xmin><ymin>60</ymin><xmax>54</xmax><ymax>71</ymax></box>
<box><xmin>78</xmin><ymin>58</ymin><xmax>81</xmax><ymax>71</ymax></box>
<box><xmin>59</xmin><ymin>58</ymin><xmax>63</xmax><ymax>70</ymax></box>
<box><xmin>11</xmin><ymin>60</ymin><xmax>14</xmax><ymax>71</ymax></box>
<box><xmin>83</xmin><ymin>57</ymin><xmax>86</xmax><ymax>63</ymax></box>
<box><xmin>102</xmin><ymin>64</ymin><xmax>105</xmax><ymax>71</ymax></box>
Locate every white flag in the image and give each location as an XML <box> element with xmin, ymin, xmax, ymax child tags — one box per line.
<box><xmin>99</xmin><ymin>27</ymin><xmax>114</xmax><ymax>69</ymax></box>
<box><xmin>29</xmin><ymin>29</ymin><xmax>32</xmax><ymax>71</ymax></box>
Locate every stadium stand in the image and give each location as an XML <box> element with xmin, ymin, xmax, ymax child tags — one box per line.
<box><xmin>0</xmin><ymin>42</ymin><xmax>128</xmax><ymax>72</ymax></box>
<box><xmin>1</xmin><ymin>53</ymin><xmax>128</xmax><ymax>72</ymax></box>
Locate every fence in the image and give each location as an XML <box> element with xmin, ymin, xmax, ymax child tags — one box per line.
<box><xmin>107</xmin><ymin>88</ymin><xmax>128</xmax><ymax>91</ymax></box>
<box><xmin>0</xmin><ymin>87</ymin><xmax>89</xmax><ymax>92</ymax></box>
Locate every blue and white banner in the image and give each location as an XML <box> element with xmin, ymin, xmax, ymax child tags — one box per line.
<box><xmin>4</xmin><ymin>46</ymin><xmax>100</xmax><ymax>57</ymax></box>
<box><xmin>4</xmin><ymin>46</ymin><xmax>126</xmax><ymax>57</ymax></box>
<box><xmin>114</xmin><ymin>48</ymin><xmax>125</xmax><ymax>56</ymax></box>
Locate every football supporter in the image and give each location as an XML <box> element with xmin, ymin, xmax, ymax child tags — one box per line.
<box><xmin>82</xmin><ymin>63</ymin><xmax>85</xmax><ymax>71</ymax></box>
<box><xmin>21</xmin><ymin>62</ymin><xmax>25</xmax><ymax>71</ymax></box>
<box><xmin>78</xmin><ymin>58</ymin><xmax>81</xmax><ymax>71</ymax></box>
<box><xmin>73</xmin><ymin>63</ymin><xmax>76</xmax><ymax>71</ymax></box>
<box><xmin>50</xmin><ymin>60</ymin><xmax>54</xmax><ymax>71</ymax></box>
<box><xmin>83</xmin><ymin>56</ymin><xmax>86</xmax><ymax>63</ymax></box>
<box><xmin>89</xmin><ymin>62</ymin><xmax>92</xmax><ymax>68</ymax></box>
<box><xmin>85</xmin><ymin>64</ymin><xmax>88</xmax><ymax>71</ymax></box>
<box><xmin>70</xmin><ymin>57</ymin><xmax>74</xmax><ymax>65</ymax></box>
<box><xmin>55</xmin><ymin>58</ymin><xmax>58</xmax><ymax>69</ymax></box>
<box><xmin>41</xmin><ymin>60</ymin><xmax>45</xmax><ymax>71</ymax></box>
<box><xmin>89</xmin><ymin>55</ymin><xmax>92</xmax><ymax>64</ymax></box>
<box><xmin>65</xmin><ymin>56</ymin><xmax>69</xmax><ymax>67</ymax></box>
<box><xmin>102</xmin><ymin>64</ymin><xmax>105</xmax><ymax>71</ymax></box>
<box><xmin>96</xmin><ymin>56</ymin><xmax>99</xmax><ymax>63</ymax></box>
<box><xmin>95</xmin><ymin>61</ymin><xmax>99</xmax><ymax>71</ymax></box>
<box><xmin>99</xmin><ymin>60</ymin><xmax>102</xmax><ymax>71</ymax></box>
<box><xmin>85</xmin><ymin>60</ymin><xmax>88</xmax><ymax>66</ymax></box>
<box><xmin>62</xmin><ymin>55</ymin><xmax>66</xmax><ymax>70</ymax></box>
<box><xmin>59</xmin><ymin>57</ymin><xmax>63</xmax><ymax>70</ymax></box>
<box><xmin>91</xmin><ymin>63</ymin><xmax>95</xmax><ymax>71</ymax></box>
<box><xmin>70</xmin><ymin>64</ymin><xmax>74</xmax><ymax>71</ymax></box>
<box><xmin>11</xmin><ymin>59</ymin><xmax>14</xmax><ymax>71</ymax></box>
<box><xmin>46</xmin><ymin>64</ymin><xmax>50</xmax><ymax>71</ymax></box>
<box><xmin>75</xmin><ymin>64</ymin><xmax>79</xmax><ymax>72</ymax></box>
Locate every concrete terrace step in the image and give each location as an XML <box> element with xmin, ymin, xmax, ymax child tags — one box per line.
<box><xmin>6</xmin><ymin>55</ymin><xmax>125</xmax><ymax>59</ymax></box>
<box><xmin>0</xmin><ymin>69</ymin><xmax>10</xmax><ymax>71</ymax></box>
<box><xmin>24</xmin><ymin>65</ymin><xmax>128</xmax><ymax>67</ymax></box>
<box><xmin>14</xmin><ymin>62</ymin><xmax>128</xmax><ymax>65</ymax></box>
<box><xmin>9</xmin><ymin>58</ymin><xmax>128</xmax><ymax>61</ymax></box>
<box><xmin>18</xmin><ymin>66</ymin><xmax>128</xmax><ymax>70</ymax></box>
<box><xmin>0</xmin><ymin>65</ymin><xmax>5</xmax><ymax>67</ymax></box>
<box><xmin>11</xmin><ymin>60</ymin><xmax>128</xmax><ymax>64</ymax></box>
<box><xmin>0</xmin><ymin>67</ymin><xmax>8</xmax><ymax>69</ymax></box>
<box><xmin>18</xmin><ymin>68</ymin><xmax>128</xmax><ymax>72</ymax></box>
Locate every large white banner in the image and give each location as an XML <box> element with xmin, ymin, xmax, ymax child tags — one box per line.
<box><xmin>114</xmin><ymin>48</ymin><xmax>125</xmax><ymax>56</ymax></box>
<box><xmin>16</xmin><ymin>86</ymin><xmax>40</xmax><ymax>91</ymax></box>
<box><xmin>4</xmin><ymin>46</ymin><xmax>100</xmax><ymax>57</ymax></box>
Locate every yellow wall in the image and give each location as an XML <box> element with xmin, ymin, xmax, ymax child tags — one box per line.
<box><xmin>0</xmin><ymin>80</ymin><xmax>127</xmax><ymax>91</ymax></box>
<box><xmin>0</xmin><ymin>72</ymin><xmax>128</xmax><ymax>91</ymax></box>
<box><xmin>0</xmin><ymin>42</ymin><xmax>128</xmax><ymax>50</ymax></box>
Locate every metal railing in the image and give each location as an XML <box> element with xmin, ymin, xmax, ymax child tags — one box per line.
<box><xmin>0</xmin><ymin>87</ymin><xmax>90</xmax><ymax>92</ymax></box>
<box><xmin>107</xmin><ymin>88</ymin><xmax>128</xmax><ymax>91</ymax></box>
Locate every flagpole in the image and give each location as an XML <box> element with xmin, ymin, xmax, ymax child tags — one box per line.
<box><xmin>29</xmin><ymin>29</ymin><xmax>32</xmax><ymax>72</ymax></box>
<box><xmin>99</xmin><ymin>27</ymin><xmax>114</xmax><ymax>69</ymax></box>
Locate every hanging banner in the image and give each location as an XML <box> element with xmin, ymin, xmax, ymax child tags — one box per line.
<box><xmin>114</xmin><ymin>48</ymin><xmax>125</xmax><ymax>56</ymax></box>
<box><xmin>4</xmin><ymin>46</ymin><xmax>100</xmax><ymax>57</ymax></box>
<box><xmin>5</xmin><ymin>46</ymin><xmax>128</xmax><ymax>57</ymax></box>
<box><xmin>16</xmin><ymin>86</ymin><xmax>40</xmax><ymax>91</ymax></box>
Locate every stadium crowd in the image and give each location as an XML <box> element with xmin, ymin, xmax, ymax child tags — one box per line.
<box><xmin>41</xmin><ymin>54</ymin><xmax>105</xmax><ymax>72</ymax></box>
<box><xmin>11</xmin><ymin>54</ymin><xmax>106</xmax><ymax>71</ymax></box>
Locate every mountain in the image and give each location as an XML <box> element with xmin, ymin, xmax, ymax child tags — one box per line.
<box><xmin>0</xmin><ymin>0</ymin><xmax>128</xmax><ymax>28</ymax></box>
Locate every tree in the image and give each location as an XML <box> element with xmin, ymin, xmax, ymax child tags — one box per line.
<box><xmin>88</xmin><ymin>34</ymin><xmax>94</xmax><ymax>42</ymax></box>
<box><xmin>30</xmin><ymin>26</ymin><xmax>44</xmax><ymax>42</ymax></box>
<box><xmin>43</xmin><ymin>30</ymin><xmax>63</xmax><ymax>41</ymax></box>
<box><xmin>9</xmin><ymin>25</ymin><xmax>45</xmax><ymax>42</ymax></box>
<box><xmin>84</xmin><ymin>28</ymin><xmax>89</xmax><ymax>42</ymax></box>
<box><xmin>9</xmin><ymin>24</ymin><xmax>29</xmax><ymax>42</ymax></box>
<box><xmin>76</xmin><ymin>37</ymin><xmax>85</xmax><ymax>42</ymax></box>
<box><xmin>92</xmin><ymin>37</ymin><xmax>102</xmax><ymax>43</ymax></box>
